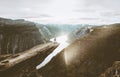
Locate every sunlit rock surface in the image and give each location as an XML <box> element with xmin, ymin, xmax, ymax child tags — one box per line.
<box><xmin>0</xmin><ymin>17</ymin><xmax>48</xmax><ymax>54</ymax></box>
<box><xmin>38</xmin><ymin>24</ymin><xmax>120</xmax><ymax>77</ymax></box>
<box><xmin>68</xmin><ymin>26</ymin><xmax>92</xmax><ymax>43</ymax></box>
<box><xmin>0</xmin><ymin>43</ymin><xmax>58</xmax><ymax>77</ymax></box>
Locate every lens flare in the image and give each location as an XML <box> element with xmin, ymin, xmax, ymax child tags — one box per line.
<box><xmin>36</xmin><ymin>35</ymin><xmax>69</xmax><ymax>69</ymax></box>
<box><xmin>50</xmin><ymin>35</ymin><xmax>68</xmax><ymax>44</ymax></box>
<box><xmin>64</xmin><ymin>48</ymin><xmax>78</xmax><ymax>65</ymax></box>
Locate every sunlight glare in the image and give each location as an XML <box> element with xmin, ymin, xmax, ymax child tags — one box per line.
<box><xmin>50</xmin><ymin>35</ymin><xmax>68</xmax><ymax>44</ymax></box>
<box><xmin>36</xmin><ymin>35</ymin><xmax>69</xmax><ymax>69</ymax></box>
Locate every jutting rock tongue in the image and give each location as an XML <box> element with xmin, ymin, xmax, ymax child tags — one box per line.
<box><xmin>0</xmin><ymin>18</ymin><xmax>47</xmax><ymax>54</ymax></box>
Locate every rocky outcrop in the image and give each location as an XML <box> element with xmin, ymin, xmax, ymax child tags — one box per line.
<box><xmin>36</xmin><ymin>24</ymin><xmax>52</xmax><ymax>41</ymax></box>
<box><xmin>0</xmin><ymin>17</ymin><xmax>48</xmax><ymax>54</ymax></box>
<box><xmin>38</xmin><ymin>24</ymin><xmax>120</xmax><ymax>77</ymax></box>
<box><xmin>99</xmin><ymin>61</ymin><xmax>120</xmax><ymax>77</ymax></box>
<box><xmin>0</xmin><ymin>43</ymin><xmax>58</xmax><ymax>77</ymax></box>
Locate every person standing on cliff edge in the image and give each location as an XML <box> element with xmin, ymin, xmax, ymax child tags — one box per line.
<box><xmin>54</xmin><ymin>37</ymin><xmax>56</xmax><ymax>43</ymax></box>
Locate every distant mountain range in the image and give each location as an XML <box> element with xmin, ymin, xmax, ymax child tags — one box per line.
<box><xmin>0</xmin><ymin>17</ymin><xmax>118</xmax><ymax>44</ymax></box>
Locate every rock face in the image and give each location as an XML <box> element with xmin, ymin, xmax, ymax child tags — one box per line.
<box><xmin>0</xmin><ymin>18</ymin><xmax>47</xmax><ymax>54</ymax></box>
<box><xmin>0</xmin><ymin>43</ymin><xmax>58</xmax><ymax>77</ymax></box>
<box><xmin>38</xmin><ymin>24</ymin><xmax>120</xmax><ymax>77</ymax></box>
<box><xmin>36</xmin><ymin>24</ymin><xmax>52</xmax><ymax>41</ymax></box>
<box><xmin>99</xmin><ymin>61</ymin><xmax>120</xmax><ymax>77</ymax></box>
<box><xmin>68</xmin><ymin>26</ymin><xmax>92</xmax><ymax>43</ymax></box>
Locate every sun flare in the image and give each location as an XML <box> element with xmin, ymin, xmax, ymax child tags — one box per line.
<box><xmin>50</xmin><ymin>35</ymin><xmax>68</xmax><ymax>44</ymax></box>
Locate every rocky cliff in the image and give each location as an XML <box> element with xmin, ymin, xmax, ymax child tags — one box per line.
<box><xmin>38</xmin><ymin>24</ymin><xmax>120</xmax><ymax>77</ymax></box>
<box><xmin>99</xmin><ymin>61</ymin><xmax>120</xmax><ymax>77</ymax></box>
<box><xmin>0</xmin><ymin>18</ymin><xmax>48</xmax><ymax>54</ymax></box>
<box><xmin>68</xmin><ymin>26</ymin><xmax>92</xmax><ymax>43</ymax></box>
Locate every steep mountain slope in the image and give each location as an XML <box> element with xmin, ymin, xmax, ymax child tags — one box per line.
<box><xmin>68</xmin><ymin>26</ymin><xmax>92</xmax><ymax>43</ymax></box>
<box><xmin>0</xmin><ymin>18</ymin><xmax>49</xmax><ymax>54</ymax></box>
<box><xmin>38</xmin><ymin>24</ymin><xmax>120</xmax><ymax>77</ymax></box>
<box><xmin>36</xmin><ymin>24</ymin><xmax>52</xmax><ymax>41</ymax></box>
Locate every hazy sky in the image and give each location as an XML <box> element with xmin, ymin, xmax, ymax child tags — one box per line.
<box><xmin>0</xmin><ymin>0</ymin><xmax>120</xmax><ymax>24</ymax></box>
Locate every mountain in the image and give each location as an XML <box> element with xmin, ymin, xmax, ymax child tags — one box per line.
<box><xmin>34</xmin><ymin>23</ymin><xmax>98</xmax><ymax>42</ymax></box>
<box><xmin>68</xmin><ymin>25</ymin><xmax>93</xmax><ymax>43</ymax></box>
<box><xmin>43</xmin><ymin>24</ymin><xmax>94</xmax><ymax>37</ymax></box>
<box><xmin>38</xmin><ymin>24</ymin><xmax>120</xmax><ymax>77</ymax></box>
<box><xmin>0</xmin><ymin>17</ymin><xmax>50</xmax><ymax>54</ymax></box>
<box><xmin>36</xmin><ymin>24</ymin><xmax>52</xmax><ymax>41</ymax></box>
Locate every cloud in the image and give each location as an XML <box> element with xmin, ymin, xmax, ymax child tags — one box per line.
<box><xmin>20</xmin><ymin>14</ymin><xmax>52</xmax><ymax>18</ymax></box>
<box><xmin>77</xmin><ymin>18</ymin><xmax>100</xmax><ymax>20</ymax></box>
<box><xmin>0</xmin><ymin>0</ymin><xmax>120</xmax><ymax>24</ymax></box>
<box><xmin>0</xmin><ymin>0</ymin><xmax>53</xmax><ymax>17</ymax></box>
<box><xmin>74</xmin><ymin>9</ymin><xmax>96</xmax><ymax>13</ymax></box>
<box><xmin>70</xmin><ymin>17</ymin><xmax>100</xmax><ymax>21</ymax></box>
<box><xmin>101</xmin><ymin>11</ymin><xmax>120</xmax><ymax>17</ymax></box>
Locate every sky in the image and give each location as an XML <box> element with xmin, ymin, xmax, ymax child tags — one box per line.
<box><xmin>0</xmin><ymin>0</ymin><xmax>120</xmax><ymax>24</ymax></box>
